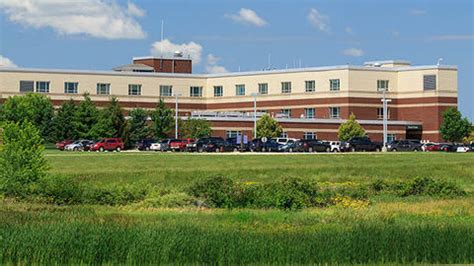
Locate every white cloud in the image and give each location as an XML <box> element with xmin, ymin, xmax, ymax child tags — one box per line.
<box><xmin>0</xmin><ymin>0</ymin><xmax>146</xmax><ymax>39</ymax></box>
<box><xmin>307</xmin><ymin>8</ymin><xmax>330</xmax><ymax>32</ymax></box>
<box><xmin>409</xmin><ymin>9</ymin><xmax>427</xmax><ymax>16</ymax></box>
<box><xmin>127</xmin><ymin>1</ymin><xmax>145</xmax><ymax>17</ymax></box>
<box><xmin>205</xmin><ymin>54</ymin><xmax>228</xmax><ymax>74</ymax></box>
<box><xmin>0</xmin><ymin>55</ymin><xmax>17</xmax><ymax>67</ymax></box>
<box><xmin>150</xmin><ymin>39</ymin><xmax>203</xmax><ymax>64</ymax></box>
<box><xmin>342</xmin><ymin>48</ymin><xmax>364</xmax><ymax>57</ymax></box>
<box><xmin>345</xmin><ymin>27</ymin><xmax>355</xmax><ymax>35</ymax></box>
<box><xmin>226</xmin><ymin>8</ymin><xmax>267</xmax><ymax>27</ymax></box>
<box><xmin>430</xmin><ymin>35</ymin><xmax>474</xmax><ymax>41</ymax></box>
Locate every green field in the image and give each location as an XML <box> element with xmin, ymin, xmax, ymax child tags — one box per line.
<box><xmin>2</xmin><ymin>152</ymin><xmax>474</xmax><ymax>264</ymax></box>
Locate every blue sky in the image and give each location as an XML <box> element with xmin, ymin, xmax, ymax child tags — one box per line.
<box><xmin>0</xmin><ymin>0</ymin><xmax>473</xmax><ymax>120</ymax></box>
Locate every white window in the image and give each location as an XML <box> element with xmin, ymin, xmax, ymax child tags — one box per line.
<box><xmin>258</xmin><ymin>83</ymin><xmax>268</xmax><ymax>95</ymax></box>
<box><xmin>64</xmin><ymin>82</ymin><xmax>78</xmax><ymax>94</ymax></box>
<box><xmin>305</xmin><ymin>80</ymin><xmax>315</xmax><ymax>92</ymax></box>
<box><xmin>377</xmin><ymin>80</ymin><xmax>389</xmax><ymax>91</ymax></box>
<box><xmin>236</xmin><ymin>84</ymin><xmax>245</xmax><ymax>96</ymax></box>
<box><xmin>280</xmin><ymin>132</ymin><xmax>288</xmax><ymax>138</ymax></box>
<box><xmin>329</xmin><ymin>107</ymin><xmax>340</xmax><ymax>119</ymax></box>
<box><xmin>160</xmin><ymin>85</ymin><xmax>173</xmax><ymax>96</ymax></box>
<box><xmin>423</xmin><ymin>75</ymin><xmax>436</xmax><ymax>90</ymax></box>
<box><xmin>128</xmin><ymin>84</ymin><xmax>141</xmax><ymax>96</ymax></box>
<box><xmin>303</xmin><ymin>132</ymin><xmax>316</xmax><ymax>140</ymax></box>
<box><xmin>377</xmin><ymin>107</ymin><xmax>391</xmax><ymax>119</ymax></box>
<box><xmin>36</xmin><ymin>81</ymin><xmax>50</xmax><ymax>93</ymax></box>
<box><xmin>19</xmin><ymin>80</ymin><xmax>34</xmax><ymax>92</ymax></box>
<box><xmin>281</xmin><ymin>82</ymin><xmax>292</xmax><ymax>93</ymax></box>
<box><xmin>330</xmin><ymin>79</ymin><xmax>340</xmax><ymax>91</ymax></box>
<box><xmin>281</xmin><ymin>109</ymin><xmax>291</xmax><ymax>118</ymax></box>
<box><xmin>214</xmin><ymin>86</ymin><xmax>223</xmax><ymax>97</ymax></box>
<box><xmin>97</xmin><ymin>83</ymin><xmax>110</xmax><ymax>95</ymax></box>
<box><xmin>226</xmin><ymin>130</ymin><xmax>241</xmax><ymax>138</ymax></box>
<box><xmin>387</xmin><ymin>134</ymin><xmax>396</xmax><ymax>143</ymax></box>
<box><xmin>304</xmin><ymin>108</ymin><xmax>315</xmax><ymax>119</ymax></box>
<box><xmin>190</xmin><ymin>86</ymin><xmax>203</xmax><ymax>97</ymax></box>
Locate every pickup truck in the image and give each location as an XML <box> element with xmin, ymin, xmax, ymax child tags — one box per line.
<box><xmin>169</xmin><ymin>138</ymin><xmax>194</xmax><ymax>152</ymax></box>
<box><xmin>340</xmin><ymin>136</ymin><xmax>382</xmax><ymax>152</ymax></box>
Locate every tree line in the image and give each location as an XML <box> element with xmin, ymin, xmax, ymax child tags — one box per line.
<box><xmin>0</xmin><ymin>93</ymin><xmax>212</xmax><ymax>147</ymax></box>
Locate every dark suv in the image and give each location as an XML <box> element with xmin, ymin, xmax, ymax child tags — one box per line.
<box><xmin>387</xmin><ymin>139</ymin><xmax>422</xmax><ymax>152</ymax></box>
<box><xmin>186</xmin><ymin>137</ymin><xmax>225</xmax><ymax>152</ymax></box>
<box><xmin>299</xmin><ymin>139</ymin><xmax>331</xmax><ymax>152</ymax></box>
<box><xmin>341</xmin><ymin>136</ymin><xmax>382</xmax><ymax>152</ymax></box>
<box><xmin>136</xmin><ymin>139</ymin><xmax>156</xmax><ymax>151</ymax></box>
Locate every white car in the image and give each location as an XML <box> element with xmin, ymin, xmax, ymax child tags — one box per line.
<box><xmin>65</xmin><ymin>140</ymin><xmax>93</xmax><ymax>151</ymax></box>
<box><xmin>274</xmin><ymin>138</ymin><xmax>298</xmax><ymax>145</ymax></box>
<box><xmin>456</xmin><ymin>146</ymin><xmax>469</xmax><ymax>153</ymax></box>
<box><xmin>328</xmin><ymin>141</ymin><xmax>341</xmax><ymax>152</ymax></box>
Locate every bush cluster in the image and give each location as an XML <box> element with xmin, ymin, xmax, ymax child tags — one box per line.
<box><xmin>370</xmin><ymin>177</ymin><xmax>466</xmax><ymax>198</ymax></box>
<box><xmin>188</xmin><ymin>176</ymin><xmax>335</xmax><ymax>210</ymax></box>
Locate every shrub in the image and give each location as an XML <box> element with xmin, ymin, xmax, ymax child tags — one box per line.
<box><xmin>85</xmin><ymin>183</ymin><xmax>150</xmax><ymax>205</ymax></box>
<box><xmin>140</xmin><ymin>192</ymin><xmax>195</xmax><ymax>208</ymax></box>
<box><xmin>187</xmin><ymin>176</ymin><xmax>238</xmax><ymax>208</ymax></box>
<box><xmin>0</xmin><ymin>121</ymin><xmax>48</xmax><ymax>197</ymax></box>
<box><xmin>369</xmin><ymin>177</ymin><xmax>466</xmax><ymax>198</ymax></box>
<box><xmin>37</xmin><ymin>175</ymin><xmax>84</xmax><ymax>205</ymax></box>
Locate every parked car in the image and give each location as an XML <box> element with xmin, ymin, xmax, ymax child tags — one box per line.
<box><xmin>261</xmin><ymin>139</ymin><xmax>283</xmax><ymax>152</ymax></box>
<box><xmin>200</xmin><ymin>138</ymin><xmax>235</xmax><ymax>152</ymax></box>
<box><xmin>278</xmin><ymin>139</ymin><xmax>302</xmax><ymax>152</ymax></box>
<box><xmin>387</xmin><ymin>139</ymin><xmax>422</xmax><ymax>152</ymax></box>
<box><xmin>150</xmin><ymin>138</ymin><xmax>179</xmax><ymax>152</ymax></box>
<box><xmin>249</xmin><ymin>139</ymin><xmax>264</xmax><ymax>152</ymax></box>
<box><xmin>136</xmin><ymin>139</ymin><xmax>156</xmax><ymax>151</ymax></box>
<box><xmin>422</xmin><ymin>142</ymin><xmax>438</xmax><ymax>152</ymax></box>
<box><xmin>327</xmin><ymin>141</ymin><xmax>341</xmax><ymax>152</ymax></box>
<box><xmin>456</xmin><ymin>145</ymin><xmax>470</xmax><ymax>153</ymax></box>
<box><xmin>169</xmin><ymin>138</ymin><xmax>194</xmax><ymax>152</ymax></box>
<box><xmin>55</xmin><ymin>140</ymin><xmax>73</xmax><ymax>151</ymax></box>
<box><xmin>186</xmin><ymin>137</ymin><xmax>224</xmax><ymax>152</ymax></box>
<box><xmin>65</xmin><ymin>140</ymin><xmax>94</xmax><ymax>151</ymax></box>
<box><xmin>299</xmin><ymin>139</ymin><xmax>331</xmax><ymax>152</ymax></box>
<box><xmin>226</xmin><ymin>137</ymin><xmax>250</xmax><ymax>151</ymax></box>
<box><xmin>340</xmin><ymin>136</ymin><xmax>382</xmax><ymax>152</ymax></box>
<box><xmin>90</xmin><ymin>138</ymin><xmax>124</xmax><ymax>152</ymax></box>
<box><xmin>274</xmin><ymin>138</ymin><xmax>298</xmax><ymax>145</ymax></box>
<box><xmin>469</xmin><ymin>143</ymin><xmax>474</xmax><ymax>152</ymax></box>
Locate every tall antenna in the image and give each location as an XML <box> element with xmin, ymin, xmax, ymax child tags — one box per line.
<box><xmin>267</xmin><ymin>53</ymin><xmax>271</xmax><ymax>70</ymax></box>
<box><xmin>160</xmin><ymin>20</ymin><xmax>164</xmax><ymax>58</ymax></box>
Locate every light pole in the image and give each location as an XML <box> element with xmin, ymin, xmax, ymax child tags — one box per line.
<box><xmin>250</xmin><ymin>92</ymin><xmax>259</xmax><ymax>139</ymax></box>
<box><xmin>381</xmin><ymin>89</ymin><xmax>392</xmax><ymax>152</ymax></box>
<box><xmin>174</xmin><ymin>93</ymin><xmax>182</xmax><ymax>139</ymax></box>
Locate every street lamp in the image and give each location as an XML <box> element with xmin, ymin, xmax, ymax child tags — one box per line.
<box><xmin>250</xmin><ymin>92</ymin><xmax>259</xmax><ymax>139</ymax></box>
<box><xmin>381</xmin><ymin>89</ymin><xmax>392</xmax><ymax>152</ymax></box>
<box><xmin>173</xmin><ymin>93</ymin><xmax>182</xmax><ymax>139</ymax></box>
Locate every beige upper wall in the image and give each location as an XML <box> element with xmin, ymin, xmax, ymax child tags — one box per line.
<box><xmin>0</xmin><ymin>66</ymin><xmax>458</xmax><ymax>103</ymax></box>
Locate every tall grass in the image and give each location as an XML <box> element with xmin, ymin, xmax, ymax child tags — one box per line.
<box><xmin>1</xmin><ymin>203</ymin><xmax>473</xmax><ymax>264</ymax></box>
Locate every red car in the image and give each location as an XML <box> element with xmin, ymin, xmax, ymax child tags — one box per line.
<box><xmin>55</xmin><ymin>140</ymin><xmax>73</xmax><ymax>151</ymax></box>
<box><xmin>169</xmin><ymin>138</ymin><xmax>194</xmax><ymax>152</ymax></box>
<box><xmin>424</xmin><ymin>143</ymin><xmax>441</xmax><ymax>152</ymax></box>
<box><xmin>90</xmin><ymin>138</ymin><xmax>125</xmax><ymax>152</ymax></box>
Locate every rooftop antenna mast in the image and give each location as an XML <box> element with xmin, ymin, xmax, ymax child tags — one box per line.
<box><xmin>267</xmin><ymin>53</ymin><xmax>271</xmax><ymax>70</ymax></box>
<box><xmin>160</xmin><ymin>20</ymin><xmax>164</xmax><ymax>70</ymax></box>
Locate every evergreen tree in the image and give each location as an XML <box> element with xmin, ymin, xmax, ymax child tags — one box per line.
<box><xmin>440</xmin><ymin>107</ymin><xmax>471</xmax><ymax>143</ymax></box>
<box><xmin>0</xmin><ymin>93</ymin><xmax>54</xmax><ymax>141</ymax></box>
<box><xmin>52</xmin><ymin>99</ymin><xmax>78</xmax><ymax>141</ymax></box>
<box><xmin>150</xmin><ymin>99</ymin><xmax>174</xmax><ymax>139</ymax></box>
<box><xmin>90</xmin><ymin>97</ymin><xmax>128</xmax><ymax>140</ymax></box>
<box><xmin>181</xmin><ymin>117</ymin><xmax>212</xmax><ymax>139</ymax></box>
<box><xmin>256</xmin><ymin>114</ymin><xmax>283</xmax><ymax>138</ymax></box>
<box><xmin>128</xmin><ymin>108</ymin><xmax>151</xmax><ymax>145</ymax></box>
<box><xmin>338</xmin><ymin>113</ymin><xmax>366</xmax><ymax>141</ymax></box>
<box><xmin>74</xmin><ymin>93</ymin><xmax>99</xmax><ymax>139</ymax></box>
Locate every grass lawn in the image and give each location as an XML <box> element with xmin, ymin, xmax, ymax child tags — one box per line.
<box><xmin>2</xmin><ymin>151</ymin><xmax>474</xmax><ymax>264</ymax></box>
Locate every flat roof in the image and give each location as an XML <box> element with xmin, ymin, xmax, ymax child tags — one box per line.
<box><xmin>0</xmin><ymin>64</ymin><xmax>458</xmax><ymax>79</ymax></box>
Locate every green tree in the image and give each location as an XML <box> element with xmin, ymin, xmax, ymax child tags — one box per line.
<box><xmin>90</xmin><ymin>97</ymin><xmax>128</xmax><ymax>140</ymax></box>
<box><xmin>0</xmin><ymin>93</ymin><xmax>54</xmax><ymax>141</ymax></box>
<box><xmin>181</xmin><ymin>117</ymin><xmax>212</xmax><ymax>139</ymax></box>
<box><xmin>338</xmin><ymin>113</ymin><xmax>366</xmax><ymax>141</ymax></box>
<box><xmin>52</xmin><ymin>99</ymin><xmax>78</xmax><ymax>141</ymax></box>
<box><xmin>74</xmin><ymin>94</ymin><xmax>99</xmax><ymax>139</ymax></box>
<box><xmin>128</xmin><ymin>108</ymin><xmax>151</xmax><ymax>146</ymax></box>
<box><xmin>440</xmin><ymin>107</ymin><xmax>471</xmax><ymax>143</ymax></box>
<box><xmin>150</xmin><ymin>99</ymin><xmax>174</xmax><ymax>139</ymax></box>
<box><xmin>256</xmin><ymin>114</ymin><xmax>283</xmax><ymax>138</ymax></box>
<box><xmin>0</xmin><ymin>121</ymin><xmax>48</xmax><ymax>197</ymax></box>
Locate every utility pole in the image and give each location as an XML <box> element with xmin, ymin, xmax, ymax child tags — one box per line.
<box><xmin>381</xmin><ymin>89</ymin><xmax>392</xmax><ymax>152</ymax></box>
<box><xmin>251</xmin><ymin>92</ymin><xmax>259</xmax><ymax>139</ymax></box>
<box><xmin>174</xmin><ymin>93</ymin><xmax>182</xmax><ymax>139</ymax></box>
